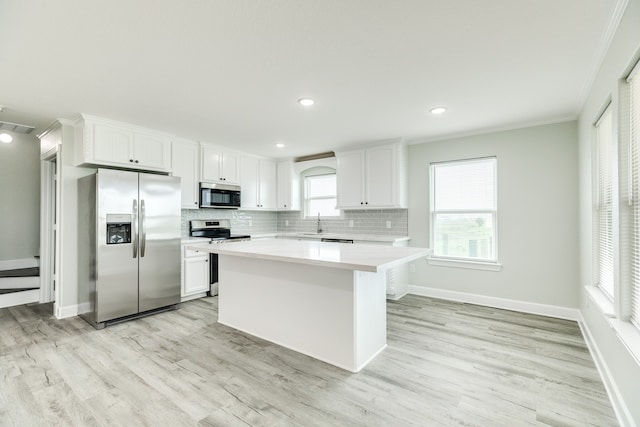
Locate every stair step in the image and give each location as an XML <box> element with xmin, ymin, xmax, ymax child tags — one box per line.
<box><xmin>0</xmin><ymin>276</ymin><xmax>39</xmax><ymax>289</ymax></box>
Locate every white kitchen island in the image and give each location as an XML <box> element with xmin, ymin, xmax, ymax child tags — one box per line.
<box><xmin>188</xmin><ymin>239</ymin><xmax>430</xmax><ymax>372</ymax></box>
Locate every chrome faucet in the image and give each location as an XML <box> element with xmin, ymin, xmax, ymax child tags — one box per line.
<box><xmin>316</xmin><ymin>212</ymin><xmax>322</xmax><ymax>234</ymax></box>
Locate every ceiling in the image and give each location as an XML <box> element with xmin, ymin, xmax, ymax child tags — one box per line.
<box><xmin>0</xmin><ymin>0</ymin><xmax>621</xmax><ymax>158</ymax></box>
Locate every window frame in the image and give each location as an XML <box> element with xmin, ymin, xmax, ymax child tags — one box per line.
<box><xmin>429</xmin><ymin>157</ymin><xmax>499</xmax><ymax>267</ymax></box>
<box><xmin>594</xmin><ymin>103</ymin><xmax>616</xmax><ymax>301</ymax></box>
<box><xmin>302</xmin><ymin>171</ymin><xmax>340</xmax><ymax>219</ymax></box>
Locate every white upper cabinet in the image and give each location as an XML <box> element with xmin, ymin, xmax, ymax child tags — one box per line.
<box><xmin>201</xmin><ymin>144</ymin><xmax>240</xmax><ymax>184</ymax></box>
<box><xmin>276</xmin><ymin>160</ymin><xmax>300</xmax><ymax>210</ymax></box>
<box><xmin>241</xmin><ymin>156</ymin><xmax>276</xmax><ymax>209</ymax></box>
<box><xmin>74</xmin><ymin>114</ymin><xmax>171</xmax><ymax>172</ymax></box>
<box><xmin>171</xmin><ymin>138</ymin><xmax>200</xmax><ymax>209</ymax></box>
<box><xmin>336</xmin><ymin>141</ymin><xmax>407</xmax><ymax>209</ymax></box>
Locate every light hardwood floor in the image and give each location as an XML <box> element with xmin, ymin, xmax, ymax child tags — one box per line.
<box><xmin>0</xmin><ymin>295</ymin><xmax>618</xmax><ymax>426</ymax></box>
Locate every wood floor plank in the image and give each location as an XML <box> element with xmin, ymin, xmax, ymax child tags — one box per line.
<box><xmin>0</xmin><ymin>295</ymin><xmax>619</xmax><ymax>426</ymax></box>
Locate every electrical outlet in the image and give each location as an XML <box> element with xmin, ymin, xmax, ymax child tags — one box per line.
<box><xmin>285</xmin><ymin>220</ymin><xmax>289</xmax><ymax>227</ymax></box>
<box><xmin>409</xmin><ymin>263</ymin><xmax>415</xmax><ymax>273</ymax></box>
<box><xmin>349</xmin><ymin>220</ymin><xmax>354</xmax><ymax>228</ymax></box>
<box><xmin>386</xmin><ymin>221</ymin><xmax>391</xmax><ymax>229</ymax></box>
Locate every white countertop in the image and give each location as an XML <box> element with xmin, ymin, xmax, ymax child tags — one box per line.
<box><xmin>186</xmin><ymin>238</ymin><xmax>430</xmax><ymax>272</ymax></box>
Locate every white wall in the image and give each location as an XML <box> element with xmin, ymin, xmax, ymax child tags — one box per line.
<box><xmin>0</xmin><ymin>132</ymin><xmax>40</xmax><ymax>262</ymax></box>
<box><xmin>407</xmin><ymin>121</ymin><xmax>579</xmax><ymax>310</ymax></box>
<box><xmin>578</xmin><ymin>0</ymin><xmax>640</xmax><ymax>424</ymax></box>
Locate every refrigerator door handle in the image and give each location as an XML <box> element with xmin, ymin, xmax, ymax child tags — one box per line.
<box><xmin>132</xmin><ymin>199</ymin><xmax>138</xmax><ymax>258</ymax></box>
<box><xmin>140</xmin><ymin>199</ymin><xmax>146</xmax><ymax>257</ymax></box>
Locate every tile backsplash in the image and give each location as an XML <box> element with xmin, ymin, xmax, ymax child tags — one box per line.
<box><xmin>182</xmin><ymin>208</ymin><xmax>409</xmax><ymax>237</ymax></box>
<box><xmin>181</xmin><ymin>209</ymin><xmax>278</xmax><ymax>236</ymax></box>
<box><xmin>277</xmin><ymin>209</ymin><xmax>408</xmax><ymax>236</ymax></box>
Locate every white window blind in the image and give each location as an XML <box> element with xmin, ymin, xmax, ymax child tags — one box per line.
<box><xmin>629</xmin><ymin>66</ymin><xmax>640</xmax><ymax>329</ymax></box>
<box><xmin>304</xmin><ymin>173</ymin><xmax>339</xmax><ymax>217</ymax></box>
<box><xmin>431</xmin><ymin>157</ymin><xmax>497</xmax><ymax>262</ymax></box>
<box><xmin>596</xmin><ymin>105</ymin><xmax>615</xmax><ymax>299</ymax></box>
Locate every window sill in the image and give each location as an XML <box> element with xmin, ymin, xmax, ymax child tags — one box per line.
<box><xmin>427</xmin><ymin>257</ymin><xmax>502</xmax><ymax>271</ymax></box>
<box><xmin>584</xmin><ymin>285</ymin><xmax>640</xmax><ymax>367</ymax></box>
<box><xmin>585</xmin><ymin>285</ymin><xmax>615</xmax><ymax>318</ymax></box>
<box><xmin>609</xmin><ymin>319</ymin><xmax>640</xmax><ymax>366</ymax></box>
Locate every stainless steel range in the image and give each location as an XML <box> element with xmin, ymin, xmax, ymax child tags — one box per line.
<box><xmin>189</xmin><ymin>219</ymin><xmax>250</xmax><ymax>295</ymax></box>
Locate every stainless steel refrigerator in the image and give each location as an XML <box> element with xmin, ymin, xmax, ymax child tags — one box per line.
<box><xmin>78</xmin><ymin>168</ymin><xmax>181</xmax><ymax>329</ymax></box>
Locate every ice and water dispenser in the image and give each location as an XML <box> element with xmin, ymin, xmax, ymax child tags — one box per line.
<box><xmin>106</xmin><ymin>214</ymin><xmax>132</xmax><ymax>245</ymax></box>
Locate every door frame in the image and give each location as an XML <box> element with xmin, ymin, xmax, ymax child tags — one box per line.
<box><xmin>39</xmin><ymin>150</ymin><xmax>60</xmax><ymax>309</ymax></box>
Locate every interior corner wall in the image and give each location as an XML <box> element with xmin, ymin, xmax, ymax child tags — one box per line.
<box><xmin>407</xmin><ymin>121</ymin><xmax>579</xmax><ymax>309</ymax></box>
<box><xmin>577</xmin><ymin>0</ymin><xmax>640</xmax><ymax>424</ymax></box>
<box><xmin>0</xmin><ymin>133</ymin><xmax>41</xmax><ymax>262</ymax></box>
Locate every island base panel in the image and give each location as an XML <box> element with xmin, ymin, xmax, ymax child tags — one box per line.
<box><xmin>217</xmin><ymin>255</ymin><xmax>387</xmax><ymax>372</ymax></box>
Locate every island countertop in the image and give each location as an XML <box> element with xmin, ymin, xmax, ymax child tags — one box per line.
<box><xmin>187</xmin><ymin>238</ymin><xmax>430</xmax><ymax>273</ymax></box>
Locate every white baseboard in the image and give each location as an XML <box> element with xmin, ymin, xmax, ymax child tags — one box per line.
<box><xmin>0</xmin><ymin>258</ymin><xmax>39</xmax><ymax>270</ymax></box>
<box><xmin>0</xmin><ymin>289</ymin><xmax>39</xmax><ymax>309</ymax></box>
<box><xmin>408</xmin><ymin>285</ymin><xmax>581</xmax><ymax>321</ymax></box>
<box><xmin>578</xmin><ymin>315</ymin><xmax>635</xmax><ymax>427</ymax></box>
<box><xmin>55</xmin><ymin>303</ymin><xmax>84</xmax><ymax>319</ymax></box>
<box><xmin>0</xmin><ymin>276</ymin><xmax>39</xmax><ymax>289</ymax></box>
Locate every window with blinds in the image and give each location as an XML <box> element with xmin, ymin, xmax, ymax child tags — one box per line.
<box><xmin>596</xmin><ymin>105</ymin><xmax>615</xmax><ymax>299</ymax></box>
<box><xmin>629</xmin><ymin>62</ymin><xmax>640</xmax><ymax>329</ymax></box>
<box><xmin>430</xmin><ymin>157</ymin><xmax>497</xmax><ymax>262</ymax></box>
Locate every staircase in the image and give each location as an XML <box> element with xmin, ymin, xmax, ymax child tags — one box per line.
<box><xmin>0</xmin><ymin>263</ymin><xmax>40</xmax><ymax>308</ymax></box>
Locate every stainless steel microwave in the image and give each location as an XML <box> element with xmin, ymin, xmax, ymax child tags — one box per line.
<box><xmin>199</xmin><ymin>182</ymin><xmax>241</xmax><ymax>209</ymax></box>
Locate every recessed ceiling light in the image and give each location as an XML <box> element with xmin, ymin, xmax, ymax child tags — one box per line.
<box><xmin>275</xmin><ymin>143</ymin><xmax>285</xmax><ymax>148</ymax></box>
<box><xmin>0</xmin><ymin>133</ymin><xmax>12</xmax><ymax>143</ymax></box>
<box><xmin>298</xmin><ymin>98</ymin><xmax>315</xmax><ymax>107</ymax></box>
<box><xmin>430</xmin><ymin>106</ymin><xmax>447</xmax><ymax>115</ymax></box>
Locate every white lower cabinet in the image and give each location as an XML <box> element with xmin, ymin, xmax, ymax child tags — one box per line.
<box><xmin>182</xmin><ymin>245</ymin><xmax>210</xmax><ymax>301</ymax></box>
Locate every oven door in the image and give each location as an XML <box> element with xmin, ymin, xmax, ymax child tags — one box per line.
<box><xmin>199</xmin><ymin>183</ymin><xmax>241</xmax><ymax>209</ymax></box>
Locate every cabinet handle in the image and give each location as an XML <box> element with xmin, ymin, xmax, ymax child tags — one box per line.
<box><xmin>194</xmin><ymin>202</ymin><xmax>198</xmax><ymax>205</ymax></box>
<box><xmin>129</xmin><ymin>159</ymin><xmax>134</xmax><ymax>163</ymax></box>
<box><xmin>360</xmin><ymin>202</ymin><xmax>364</xmax><ymax>205</ymax></box>
<box><xmin>135</xmin><ymin>160</ymin><xmax>139</xmax><ymax>163</ymax></box>
<box><xmin>365</xmin><ymin>202</ymin><xmax>368</xmax><ymax>204</ymax></box>
<box><xmin>205</xmin><ymin>259</ymin><xmax>208</xmax><ymax>262</ymax></box>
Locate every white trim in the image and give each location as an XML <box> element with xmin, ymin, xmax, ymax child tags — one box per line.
<box><xmin>427</xmin><ymin>257</ymin><xmax>502</xmax><ymax>271</ymax></box>
<box><xmin>55</xmin><ymin>302</ymin><xmax>88</xmax><ymax>319</ymax></box>
<box><xmin>576</xmin><ymin>0</ymin><xmax>630</xmax><ymax>110</ymax></box>
<box><xmin>609</xmin><ymin>319</ymin><xmax>640</xmax><ymax>367</ymax></box>
<box><xmin>407</xmin><ymin>115</ymin><xmax>578</xmax><ymax>146</ymax></box>
<box><xmin>586</xmin><ymin>285</ymin><xmax>616</xmax><ymax>317</ymax></box>
<box><xmin>181</xmin><ymin>292</ymin><xmax>208</xmax><ymax>303</ymax></box>
<box><xmin>408</xmin><ymin>285</ymin><xmax>580</xmax><ymax>320</ymax></box>
<box><xmin>0</xmin><ymin>258</ymin><xmax>38</xmax><ymax>270</ymax></box>
<box><xmin>0</xmin><ymin>289</ymin><xmax>39</xmax><ymax>309</ymax></box>
<box><xmin>578</xmin><ymin>314</ymin><xmax>635</xmax><ymax>427</ymax></box>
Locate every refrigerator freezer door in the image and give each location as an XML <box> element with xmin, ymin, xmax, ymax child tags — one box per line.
<box><xmin>96</xmin><ymin>169</ymin><xmax>140</xmax><ymax>322</ymax></box>
<box><xmin>138</xmin><ymin>173</ymin><xmax>181</xmax><ymax>312</ymax></box>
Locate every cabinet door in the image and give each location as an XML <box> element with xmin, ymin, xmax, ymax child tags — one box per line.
<box><xmin>336</xmin><ymin>149</ymin><xmax>365</xmax><ymax>208</ymax></box>
<box><xmin>172</xmin><ymin>139</ymin><xmax>200</xmax><ymax>209</ymax></box>
<box><xmin>221</xmin><ymin>152</ymin><xmax>240</xmax><ymax>184</ymax></box>
<box><xmin>92</xmin><ymin>123</ymin><xmax>134</xmax><ymax>165</ymax></box>
<box><xmin>201</xmin><ymin>145</ymin><xmax>223</xmax><ymax>182</ymax></box>
<box><xmin>259</xmin><ymin>159</ymin><xmax>277</xmax><ymax>209</ymax></box>
<box><xmin>134</xmin><ymin>132</ymin><xmax>171</xmax><ymax>171</ymax></box>
<box><xmin>365</xmin><ymin>145</ymin><xmax>397</xmax><ymax>207</ymax></box>
<box><xmin>240</xmin><ymin>156</ymin><xmax>259</xmax><ymax>208</ymax></box>
<box><xmin>183</xmin><ymin>257</ymin><xmax>209</xmax><ymax>296</ymax></box>
<box><xmin>277</xmin><ymin>160</ymin><xmax>300</xmax><ymax>210</ymax></box>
